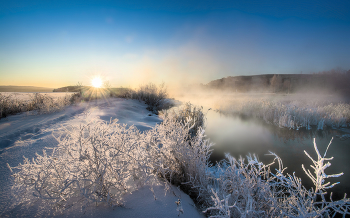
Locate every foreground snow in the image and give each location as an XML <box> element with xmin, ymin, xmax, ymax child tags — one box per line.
<box><xmin>53</xmin><ymin>183</ymin><xmax>202</xmax><ymax>218</ymax></box>
<box><xmin>0</xmin><ymin>98</ymin><xmax>203</xmax><ymax>217</ymax></box>
<box><xmin>3</xmin><ymin>97</ymin><xmax>349</xmax><ymax>217</ymax></box>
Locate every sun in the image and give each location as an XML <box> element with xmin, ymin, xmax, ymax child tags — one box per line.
<box><xmin>91</xmin><ymin>76</ymin><xmax>103</xmax><ymax>88</ymax></box>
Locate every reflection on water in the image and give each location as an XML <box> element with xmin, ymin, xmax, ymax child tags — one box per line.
<box><xmin>206</xmin><ymin>110</ymin><xmax>350</xmax><ymax>200</ymax></box>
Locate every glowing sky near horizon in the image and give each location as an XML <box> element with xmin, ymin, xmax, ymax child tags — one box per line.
<box><xmin>0</xmin><ymin>0</ymin><xmax>350</xmax><ymax>88</ymax></box>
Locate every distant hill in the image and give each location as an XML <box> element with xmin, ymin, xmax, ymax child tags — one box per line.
<box><xmin>204</xmin><ymin>73</ymin><xmax>350</xmax><ymax>95</ymax></box>
<box><xmin>53</xmin><ymin>86</ymin><xmax>89</xmax><ymax>92</ymax></box>
<box><xmin>0</xmin><ymin>86</ymin><xmax>54</xmax><ymax>92</ymax></box>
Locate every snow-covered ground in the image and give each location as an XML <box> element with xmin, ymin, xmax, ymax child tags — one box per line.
<box><xmin>0</xmin><ymin>98</ymin><xmax>204</xmax><ymax>217</ymax></box>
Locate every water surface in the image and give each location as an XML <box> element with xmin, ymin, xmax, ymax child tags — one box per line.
<box><xmin>205</xmin><ymin>110</ymin><xmax>350</xmax><ymax>200</ymax></box>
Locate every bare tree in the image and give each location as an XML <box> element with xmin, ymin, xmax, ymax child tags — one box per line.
<box><xmin>270</xmin><ymin>74</ymin><xmax>282</xmax><ymax>93</ymax></box>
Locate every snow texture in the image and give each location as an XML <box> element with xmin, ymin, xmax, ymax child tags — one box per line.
<box><xmin>2</xmin><ymin>95</ymin><xmax>350</xmax><ymax>218</ymax></box>
<box><xmin>0</xmin><ymin>97</ymin><xmax>203</xmax><ymax>217</ymax></box>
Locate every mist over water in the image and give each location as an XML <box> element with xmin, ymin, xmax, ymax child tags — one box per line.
<box><xmin>171</xmin><ymin>87</ymin><xmax>350</xmax><ymax>200</ymax></box>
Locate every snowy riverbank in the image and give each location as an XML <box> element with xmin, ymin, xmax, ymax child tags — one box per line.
<box><xmin>0</xmin><ymin>98</ymin><xmax>204</xmax><ymax>217</ymax></box>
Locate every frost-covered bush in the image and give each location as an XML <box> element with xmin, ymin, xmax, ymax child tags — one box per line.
<box><xmin>0</xmin><ymin>93</ymin><xmax>78</xmax><ymax>119</ymax></box>
<box><xmin>148</xmin><ymin>112</ymin><xmax>212</xmax><ymax>187</ymax></box>
<box><xmin>220</xmin><ymin>99</ymin><xmax>350</xmax><ymax>130</ymax></box>
<box><xmin>0</xmin><ymin>93</ymin><xmax>24</xmax><ymax>118</ymax></box>
<box><xmin>27</xmin><ymin>93</ymin><xmax>72</xmax><ymax>113</ymax></box>
<box><xmin>7</xmin><ymin>113</ymin><xmax>213</xmax><ymax>213</ymax></box>
<box><xmin>200</xmin><ymin>154</ymin><xmax>278</xmax><ymax>217</ymax></box>
<box><xmin>198</xmin><ymin>138</ymin><xmax>350</xmax><ymax>217</ymax></box>
<box><xmin>8</xmin><ymin>118</ymin><xmax>153</xmax><ymax>212</ymax></box>
<box><xmin>160</xmin><ymin>102</ymin><xmax>206</xmax><ymax>138</ymax></box>
<box><xmin>132</xmin><ymin>83</ymin><xmax>168</xmax><ymax>114</ymax></box>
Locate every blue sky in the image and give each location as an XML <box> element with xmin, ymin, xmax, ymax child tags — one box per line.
<box><xmin>1</xmin><ymin>0</ymin><xmax>350</xmax><ymax>88</ymax></box>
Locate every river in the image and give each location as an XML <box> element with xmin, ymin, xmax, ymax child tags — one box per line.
<box><xmin>205</xmin><ymin>110</ymin><xmax>350</xmax><ymax>200</ymax></box>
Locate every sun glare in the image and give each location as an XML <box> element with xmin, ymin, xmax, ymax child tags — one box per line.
<box><xmin>91</xmin><ymin>76</ymin><xmax>103</xmax><ymax>88</ymax></box>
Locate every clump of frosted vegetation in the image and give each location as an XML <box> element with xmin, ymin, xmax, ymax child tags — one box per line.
<box><xmin>0</xmin><ymin>93</ymin><xmax>79</xmax><ymax>119</ymax></box>
<box><xmin>131</xmin><ymin>83</ymin><xmax>169</xmax><ymax>114</ymax></box>
<box><xmin>8</xmin><ymin>118</ymin><xmax>155</xmax><ymax>212</ymax></box>
<box><xmin>7</xmin><ymin>109</ymin><xmax>350</xmax><ymax>217</ymax></box>
<box><xmin>160</xmin><ymin>102</ymin><xmax>206</xmax><ymax>137</ymax></box>
<box><xmin>219</xmin><ymin>98</ymin><xmax>350</xmax><ymax>130</ymax></box>
<box><xmin>199</xmin><ymin>139</ymin><xmax>350</xmax><ymax>217</ymax></box>
<box><xmin>0</xmin><ymin>93</ymin><xmax>23</xmax><ymax>118</ymax></box>
<box><xmin>7</xmin><ymin>113</ymin><xmax>212</xmax><ymax>214</ymax></box>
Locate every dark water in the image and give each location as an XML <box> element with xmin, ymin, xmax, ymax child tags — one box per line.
<box><xmin>205</xmin><ymin>110</ymin><xmax>350</xmax><ymax>200</ymax></box>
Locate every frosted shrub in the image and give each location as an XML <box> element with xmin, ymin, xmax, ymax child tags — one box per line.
<box><xmin>142</xmin><ymin>111</ymin><xmax>212</xmax><ymax>191</ymax></box>
<box><xmin>0</xmin><ymin>93</ymin><xmax>78</xmax><ymax>119</ymax></box>
<box><xmin>0</xmin><ymin>93</ymin><xmax>24</xmax><ymax>118</ymax></box>
<box><xmin>200</xmin><ymin>154</ymin><xmax>279</xmax><ymax>217</ymax></box>
<box><xmin>201</xmin><ymin>139</ymin><xmax>350</xmax><ymax>217</ymax></box>
<box><xmin>220</xmin><ymin>99</ymin><xmax>350</xmax><ymax>130</ymax></box>
<box><xmin>7</xmin><ymin>113</ymin><xmax>213</xmax><ymax>213</ymax></box>
<box><xmin>269</xmin><ymin>138</ymin><xmax>350</xmax><ymax>217</ymax></box>
<box><xmin>28</xmin><ymin>93</ymin><xmax>71</xmax><ymax>113</ymax></box>
<box><xmin>8</xmin><ymin>117</ymin><xmax>155</xmax><ymax>212</ymax></box>
<box><xmin>160</xmin><ymin>102</ymin><xmax>206</xmax><ymax>138</ymax></box>
<box><xmin>132</xmin><ymin>83</ymin><xmax>168</xmax><ymax>114</ymax></box>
